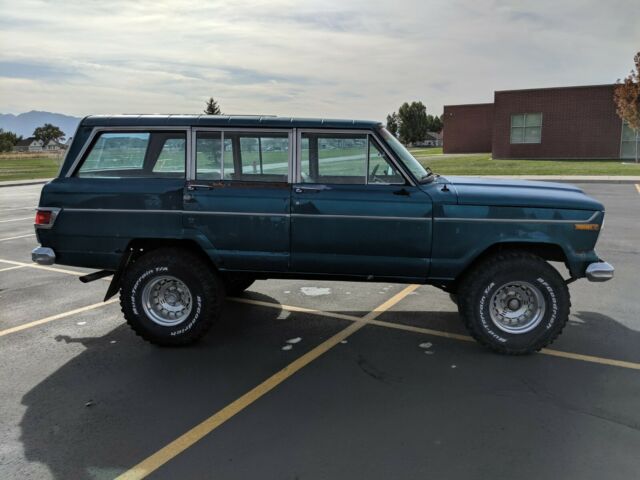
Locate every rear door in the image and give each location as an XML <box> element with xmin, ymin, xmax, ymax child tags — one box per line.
<box><xmin>290</xmin><ymin>130</ymin><xmax>432</xmax><ymax>279</ymax></box>
<box><xmin>183</xmin><ymin>129</ymin><xmax>292</xmax><ymax>272</ymax></box>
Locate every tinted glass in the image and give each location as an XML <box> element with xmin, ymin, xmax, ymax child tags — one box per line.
<box><xmin>77</xmin><ymin>131</ymin><xmax>186</xmax><ymax>178</ymax></box>
<box><xmin>79</xmin><ymin>133</ymin><xmax>148</xmax><ymax>175</ymax></box>
<box><xmin>196</xmin><ymin>132</ymin><xmax>222</xmax><ymax>180</ymax></box>
<box><xmin>301</xmin><ymin>133</ymin><xmax>367</xmax><ymax>184</ymax></box>
<box><xmin>368</xmin><ymin>141</ymin><xmax>403</xmax><ymax>184</ymax></box>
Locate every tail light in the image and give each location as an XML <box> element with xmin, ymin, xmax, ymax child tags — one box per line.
<box><xmin>34</xmin><ymin>207</ymin><xmax>61</xmax><ymax>229</ymax></box>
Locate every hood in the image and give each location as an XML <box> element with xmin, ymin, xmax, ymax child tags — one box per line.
<box><xmin>439</xmin><ymin>176</ymin><xmax>604</xmax><ymax>211</ymax></box>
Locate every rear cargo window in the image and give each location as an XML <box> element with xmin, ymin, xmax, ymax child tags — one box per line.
<box><xmin>76</xmin><ymin>131</ymin><xmax>186</xmax><ymax>178</ymax></box>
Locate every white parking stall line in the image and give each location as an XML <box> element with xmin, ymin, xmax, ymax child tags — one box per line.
<box><xmin>0</xmin><ymin>216</ymin><xmax>33</xmax><ymax>223</ymax></box>
<box><xmin>0</xmin><ymin>233</ymin><xmax>36</xmax><ymax>242</ymax></box>
<box><xmin>0</xmin><ymin>265</ymin><xmax>27</xmax><ymax>273</ymax></box>
<box><xmin>0</xmin><ymin>207</ymin><xmax>36</xmax><ymax>212</ymax></box>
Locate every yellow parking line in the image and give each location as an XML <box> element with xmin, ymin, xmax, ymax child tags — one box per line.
<box><xmin>230</xmin><ymin>297</ymin><xmax>361</xmax><ymax>323</ymax></box>
<box><xmin>115</xmin><ymin>284</ymin><xmax>420</xmax><ymax>480</ymax></box>
<box><xmin>229</xmin><ymin>297</ymin><xmax>640</xmax><ymax>370</ymax></box>
<box><xmin>635</xmin><ymin>183</ymin><xmax>640</xmax><ymax>195</ymax></box>
<box><xmin>0</xmin><ymin>265</ymin><xmax>26</xmax><ymax>273</ymax></box>
<box><xmin>540</xmin><ymin>348</ymin><xmax>640</xmax><ymax>371</ymax></box>
<box><xmin>0</xmin><ymin>298</ymin><xmax>118</xmax><ymax>338</ymax></box>
<box><xmin>3</xmin><ymin>255</ymin><xmax>640</xmax><ymax>372</ymax></box>
<box><xmin>0</xmin><ymin>216</ymin><xmax>33</xmax><ymax>223</ymax></box>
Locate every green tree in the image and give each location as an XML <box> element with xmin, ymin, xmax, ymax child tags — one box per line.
<box><xmin>426</xmin><ymin>114</ymin><xmax>443</xmax><ymax>133</ymax></box>
<box><xmin>397</xmin><ymin>101</ymin><xmax>429</xmax><ymax>144</ymax></box>
<box><xmin>204</xmin><ymin>97</ymin><xmax>222</xmax><ymax>115</ymax></box>
<box><xmin>33</xmin><ymin>123</ymin><xmax>65</xmax><ymax>145</ymax></box>
<box><xmin>386</xmin><ymin>112</ymin><xmax>399</xmax><ymax>136</ymax></box>
<box><xmin>0</xmin><ymin>129</ymin><xmax>22</xmax><ymax>152</ymax></box>
<box><xmin>614</xmin><ymin>51</ymin><xmax>640</xmax><ymax>162</ymax></box>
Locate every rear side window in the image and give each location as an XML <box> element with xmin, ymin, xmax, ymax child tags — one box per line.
<box><xmin>76</xmin><ymin>131</ymin><xmax>186</xmax><ymax>178</ymax></box>
<box><xmin>195</xmin><ymin>131</ymin><xmax>289</xmax><ymax>182</ymax></box>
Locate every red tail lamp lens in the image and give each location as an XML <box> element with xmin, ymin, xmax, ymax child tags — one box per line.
<box><xmin>35</xmin><ymin>210</ymin><xmax>52</xmax><ymax>225</ymax></box>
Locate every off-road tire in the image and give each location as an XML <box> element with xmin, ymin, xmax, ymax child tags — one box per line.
<box><xmin>221</xmin><ymin>274</ymin><xmax>255</xmax><ymax>296</ymax></box>
<box><xmin>457</xmin><ymin>251</ymin><xmax>570</xmax><ymax>355</ymax></box>
<box><xmin>120</xmin><ymin>248</ymin><xmax>222</xmax><ymax>346</ymax></box>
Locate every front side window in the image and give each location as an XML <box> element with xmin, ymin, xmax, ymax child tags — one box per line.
<box><xmin>510</xmin><ymin>113</ymin><xmax>542</xmax><ymax>144</ymax></box>
<box><xmin>368</xmin><ymin>141</ymin><xmax>403</xmax><ymax>184</ymax></box>
<box><xmin>77</xmin><ymin>131</ymin><xmax>186</xmax><ymax>178</ymax></box>
<box><xmin>300</xmin><ymin>133</ymin><xmax>367</xmax><ymax>184</ymax></box>
<box><xmin>196</xmin><ymin>131</ymin><xmax>289</xmax><ymax>182</ymax></box>
<box><xmin>301</xmin><ymin>132</ymin><xmax>405</xmax><ymax>185</ymax></box>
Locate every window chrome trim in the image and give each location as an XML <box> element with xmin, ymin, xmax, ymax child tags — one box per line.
<box><xmin>65</xmin><ymin>126</ymin><xmax>191</xmax><ymax>178</ymax></box>
<box><xmin>295</xmin><ymin>128</ymin><xmax>415</xmax><ymax>186</ymax></box>
<box><xmin>433</xmin><ymin>211</ymin><xmax>599</xmax><ymax>224</ymax></box>
<box><xmin>192</xmin><ymin>127</ymin><xmax>294</xmax><ymax>183</ymax></box>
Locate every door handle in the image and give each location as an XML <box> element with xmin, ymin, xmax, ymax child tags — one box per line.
<box><xmin>294</xmin><ymin>186</ymin><xmax>324</xmax><ymax>194</ymax></box>
<box><xmin>187</xmin><ymin>183</ymin><xmax>213</xmax><ymax>191</ymax></box>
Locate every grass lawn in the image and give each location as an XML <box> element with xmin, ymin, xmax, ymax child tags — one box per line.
<box><xmin>0</xmin><ymin>154</ymin><xmax>63</xmax><ymax>182</ymax></box>
<box><xmin>407</xmin><ymin>147</ymin><xmax>443</xmax><ymax>155</ymax></box>
<box><xmin>408</xmin><ymin>151</ymin><xmax>640</xmax><ymax>176</ymax></box>
<box><xmin>3</xmin><ymin>150</ymin><xmax>640</xmax><ymax>182</ymax></box>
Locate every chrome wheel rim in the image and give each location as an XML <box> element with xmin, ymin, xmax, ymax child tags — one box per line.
<box><xmin>489</xmin><ymin>281</ymin><xmax>545</xmax><ymax>334</ymax></box>
<box><xmin>142</xmin><ymin>275</ymin><xmax>192</xmax><ymax>326</ymax></box>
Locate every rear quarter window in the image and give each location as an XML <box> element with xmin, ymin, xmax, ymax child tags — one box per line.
<box><xmin>76</xmin><ymin>131</ymin><xmax>186</xmax><ymax>178</ymax></box>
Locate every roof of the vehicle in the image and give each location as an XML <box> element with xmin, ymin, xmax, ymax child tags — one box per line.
<box><xmin>81</xmin><ymin>115</ymin><xmax>382</xmax><ymax>130</ymax></box>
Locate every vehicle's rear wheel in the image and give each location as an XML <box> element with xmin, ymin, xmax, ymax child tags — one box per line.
<box><xmin>458</xmin><ymin>251</ymin><xmax>570</xmax><ymax>355</ymax></box>
<box><xmin>221</xmin><ymin>274</ymin><xmax>255</xmax><ymax>296</ymax></box>
<box><xmin>120</xmin><ymin>248</ymin><xmax>222</xmax><ymax>346</ymax></box>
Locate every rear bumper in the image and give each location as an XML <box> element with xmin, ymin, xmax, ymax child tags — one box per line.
<box><xmin>585</xmin><ymin>261</ymin><xmax>614</xmax><ymax>282</ymax></box>
<box><xmin>32</xmin><ymin>246</ymin><xmax>56</xmax><ymax>265</ymax></box>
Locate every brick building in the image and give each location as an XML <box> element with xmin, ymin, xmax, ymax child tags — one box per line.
<box><xmin>443</xmin><ymin>84</ymin><xmax>638</xmax><ymax>159</ymax></box>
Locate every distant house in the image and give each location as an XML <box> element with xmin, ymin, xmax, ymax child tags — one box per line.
<box><xmin>45</xmin><ymin>140</ymin><xmax>65</xmax><ymax>151</ymax></box>
<box><xmin>13</xmin><ymin>137</ymin><xmax>44</xmax><ymax>153</ymax></box>
<box><xmin>412</xmin><ymin>132</ymin><xmax>443</xmax><ymax>148</ymax></box>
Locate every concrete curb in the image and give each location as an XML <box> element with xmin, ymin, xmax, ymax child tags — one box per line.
<box><xmin>0</xmin><ymin>179</ymin><xmax>52</xmax><ymax>188</ymax></box>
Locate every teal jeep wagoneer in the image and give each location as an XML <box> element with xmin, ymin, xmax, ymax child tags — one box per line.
<box><xmin>32</xmin><ymin>115</ymin><xmax>613</xmax><ymax>354</ymax></box>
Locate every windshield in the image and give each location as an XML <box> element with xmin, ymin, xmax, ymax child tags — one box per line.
<box><xmin>378</xmin><ymin>127</ymin><xmax>432</xmax><ymax>182</ymax></box>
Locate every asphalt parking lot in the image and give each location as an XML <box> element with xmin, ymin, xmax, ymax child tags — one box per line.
<box><xmin>1</xmin><ymin>182</ymin><xmax>639</xmax><ymax>480</ymax></box>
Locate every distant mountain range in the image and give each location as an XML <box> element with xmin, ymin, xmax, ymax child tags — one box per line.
<box><xmin>0</xmin><ymin>111</ymin><xmax>81</xmax><ymax>139</ymax></box>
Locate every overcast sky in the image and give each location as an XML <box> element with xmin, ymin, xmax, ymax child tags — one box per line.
<box><xmin>0</xmin><ymin>0</ymin><xmax>638</xmax><ymax>121</ymax></box>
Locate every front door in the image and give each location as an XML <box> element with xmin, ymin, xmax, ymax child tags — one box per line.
<box><xmin>290</xmin><ymin>131</ymin><xmax>432</xmax><ymax>279</ymax></box>
<box><xmin>183</xmin><ymin>129</ymin><xmax>292</xmax><ymax>272</ymax></box>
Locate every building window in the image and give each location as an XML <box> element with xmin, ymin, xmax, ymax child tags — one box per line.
<box><xmin>510</xmin><ymin>113</ymin><xmax>542</xmax><ymax>144</ymax></box>
<box><xmin>620</xmin><ymin>121</ymin><xmax>639</xmax><ymax>159</ymax></box>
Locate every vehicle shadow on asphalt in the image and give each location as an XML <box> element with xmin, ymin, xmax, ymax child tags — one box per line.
<box><xmin>16</xmin><ymin>297</ymin><xmax>640</xmax><ymax>479</ymax></box>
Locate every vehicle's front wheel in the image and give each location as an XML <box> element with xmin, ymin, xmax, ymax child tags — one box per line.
<box><xmin>120</xmin><ymin>248</ymin><xmax>222</xmax><ymax>346</ymax></box>
<box><xmin>458</xmin><ymin>251</ymin><xmax>570</xmax><ymax>355</ymax></box>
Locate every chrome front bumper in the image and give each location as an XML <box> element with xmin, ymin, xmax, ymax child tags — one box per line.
<box><xmin>32</xmin><ymin>246</ymin><xmax>56</xmax><ymax>265</ymax></box>
<box><xmin>586</xmin><ymin>261</ymin><xmax>614</xmax><ymax>282</ymax></box>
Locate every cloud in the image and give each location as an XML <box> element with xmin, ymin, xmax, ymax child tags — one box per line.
<box><xmin>0</xmin><ymin>0</ymin><xmax>638</xmax><ymax>119</ymax></box>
